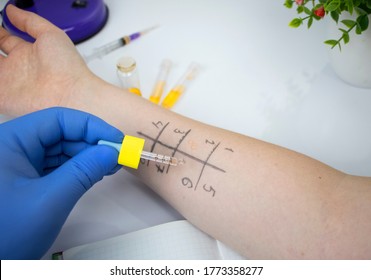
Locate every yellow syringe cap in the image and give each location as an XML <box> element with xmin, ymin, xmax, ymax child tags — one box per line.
<box><xmin>118</xmin><ymin>135</ymin><xmax>145</xmax><ymax>169</ymax></box>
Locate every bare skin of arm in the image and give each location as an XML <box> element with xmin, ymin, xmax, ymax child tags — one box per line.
<box><xmin>1</xmin><ymin>5</ymin><xmax>371</xmax><ymax>259</ymax></box>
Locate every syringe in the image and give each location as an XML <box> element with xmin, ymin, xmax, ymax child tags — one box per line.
<box><xmin>98</xmin><ymin>136</ymin><xmax>184</xmax><ymax>169</ymax></box>
<box><xmin>161</xmin><ymin>62</ymin><xmax>200</xmax><ymax>109</ymax></box>
<box><xmin>149</xmin><ymin>59</ymin><xmax>172</xmax><ymax>104</ymax></box>
<box><xmin>84</xmin><ymin>26</ymin><xmax>158</xmax><ymax>63</ymax></box>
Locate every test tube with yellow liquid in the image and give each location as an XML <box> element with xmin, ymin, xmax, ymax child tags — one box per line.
<box><xmin>161</xmin><ymin>62</ymin><xmax>199</xmax><ymax>109</ymax></box>
<box><xmin>149</xmin><ymin>59</ymin><xmax>172</xmax><ymax>104</ymax></box>
<box><xmin>116</xmin><ymin>56</ymin><xmax>142</xmax><ymax>96</ymax></box>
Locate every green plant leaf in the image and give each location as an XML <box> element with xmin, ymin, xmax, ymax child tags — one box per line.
<box><xmin>341</xmin><ymin>19</ymin><xmax>356</xmax><ymax>28</ymax></box>
<box><xmin>308</xmin><ymin>16</ymin><xmax>314</xmax><ymax>28</ymax></box>
<box><xmin>324</xmin><ymin>40</ymin><xmax>341</xmax><ymax>51</ymax></box>
<box><xmin>355</xmin><ymin>23</ymin><xmax>362</xmax><ymax>34</ymax></box>
<box><xmin>344</xmin><ymin>34</ymin><xmax>350</xmax><ymax>43</ymax></box>
<box><xmin>289</xmin><ymin>18</ymin><xmax>302</xmax><ymax>27</ymax></box>
<box><xmin>324</xmin><ymin>39</ymin><xmax>339</xmax><ymax>48</ymax></box>
<box><xmin>355</xmin><ymin>6</ymin><xmax>367</xmax><ymax>15</ymax></box>
<box><xmin>330</xmin><ymin>11</ymin><xmax>340</xmax><ymax>23</ymax></box>
<box><xmin>325</xmin><ymin>0</ymin><xmax>341</xmax><ymax>11</ymax></box>
<box><xmin>284</xmin><ymin>0</ymin><xmax>293</xmax><ymax>8</ymax></box>
<box><xmin>357</xmin><ymin>14</ymin><xmax>369</xmax><ymax>31</ymax></box>
<box><xmin>343</xmin><ymin>31</ymin><xmax>350</xmax><ymax>43</ymax></box>
<box><xmin>304</xmin><ymin>7</ymin><xmax>312</xmax><ymax>15</ymax></box>
<box><xmin>346</xmin><ymin>0</ymin><xmax>354</xmax><ymax>14</ymax></box>
<box><xmin>314</xmin><ymin>3</ymin><xmax>324</xmax><ymax>10</ymax></box>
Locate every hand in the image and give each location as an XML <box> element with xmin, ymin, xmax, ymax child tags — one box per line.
<box><xmin>0</xmin><ymin>4</ymin><xmax>94</xmax><ymax>116</ymax></box>
<box><xmin>0</xmin><ymin>107</ymin><xmax>123</xmax><ymax>259</ymax></box>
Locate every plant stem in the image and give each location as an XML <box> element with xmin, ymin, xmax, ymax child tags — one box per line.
<box><xmin>332</xmin><ymin>23</ymin><xmax>356</xmax><ymax>49</ymax></box>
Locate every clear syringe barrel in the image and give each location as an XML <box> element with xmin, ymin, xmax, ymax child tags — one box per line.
<box><xmin>161</xmin><ymin>62</ymin><xmax>199</xmax><ymax>109</ymax></box>
<box><xmin>149</xmin><ymin>59</ymin><xmax>172</xmax><ymax>104</ymax></box>
<box><xmin>84</xmin><ymin>39</ymin><xmax>124</xmax><ymax>62</ymax></box>
<box><xmin>140</xmin><ymin>151</ymin><xmax>181</xmax><ymax>166</ymax></box>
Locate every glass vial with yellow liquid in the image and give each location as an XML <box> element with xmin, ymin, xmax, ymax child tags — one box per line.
<box><xmin>161</xmin><ymin>62</ymin><xmax>199</xmax><ymax>109</ymax></box>
<box><xmin>116</xmin><ymin>56</ymin><xmax>142</xmax><ymax>96</ymax></box>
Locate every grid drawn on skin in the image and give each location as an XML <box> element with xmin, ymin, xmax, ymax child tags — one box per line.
<box><xmin>146</xmin><ymin>121</ymin><xmax>169</xmax><ymax>166</ymax></box>
<box><xmin>193</xmin><ymin>141</ymin><xmax>220</xmax><ymax>191</ymax></box>
<box><xmin>137</xmin><ymin>124</ymin><xmax>227</xmax><ymax>197</ymax></box>
<box><xmin>165</xmin><ymin>128</ymin><xmax>191</xmax><ymax>174</ymax></box>
<box><xmin>138</xmin><ymin>126</ymin><xmax>225</xmax><ymax>198</ymax></box>
<box><xmin>137</xmin><ymin>131</ymin><xmax>226</xmax><ymax>173</ymax></box>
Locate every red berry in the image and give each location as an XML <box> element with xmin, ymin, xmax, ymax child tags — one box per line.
<box><xmin>314</xmin><ymin>6</ymin><xmax>325</xmax><ymax>18</ymax></box>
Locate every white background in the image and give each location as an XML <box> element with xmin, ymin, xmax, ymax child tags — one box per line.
<box><xmin>1</xmin><ymin>0</ymin><xmax>371</xmax><ymax>259</ymax></box>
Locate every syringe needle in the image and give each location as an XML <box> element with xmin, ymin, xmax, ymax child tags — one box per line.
<box><xmin>138</xmin><ymin>25</ymin><xmax>159</xmax><ymax>36</ymax></box>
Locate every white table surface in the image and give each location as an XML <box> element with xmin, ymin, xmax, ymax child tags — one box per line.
<box><xmin>1</xmin><ymin>0</ymin><xmax>371</xmax><ymax>259</ymax></box>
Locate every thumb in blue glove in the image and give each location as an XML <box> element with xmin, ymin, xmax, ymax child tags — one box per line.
<box><xmin>0</xmin><ymin>107</ymin><xmax>124</xmax><ymax>259</ymax></box>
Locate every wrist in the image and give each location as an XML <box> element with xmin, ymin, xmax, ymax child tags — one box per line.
<box><xmin>62</xmin><ymin>72</ymin><xmax>133</xmax><ymax>129</ymax></box>
<box><xmin>62</xmin><ymin>72</ymin><xmax>105</xmax><ymax>112</ymax></box>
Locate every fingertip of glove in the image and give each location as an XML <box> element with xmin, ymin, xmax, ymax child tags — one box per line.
<box><xmin>65</xmin><ymin>145</ymin><xmax>120</xmax><ymax>190</ymax></box>
<box><xmin>91</xmin><ymin>144</ymin><xmax>120</xmax><ymax>169</ymax></box>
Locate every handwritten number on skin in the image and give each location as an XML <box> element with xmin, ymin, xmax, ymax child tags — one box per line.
<box><xmin>152</xmin><ymin>121</ymin><xmax>164</xmax><ymax>129</ymax></box>
<box><xmin>156</xmin><ymin>164</ymin><xmax>165</xmax><ymax>173</ymax></box>
<box><xmin>181</xmin><ymin>177</ymin><xmax>216</xmax><ymax>197</ymax></box>
<box><xmin>181</xmin><ymin>177</ymin><xmax>193</xmax><ymax>189</ymax></box>
<box><xmin>205</xmin><ymin>139</ymin><xmax>215</xmax><ymax>145</ymax></box>
<box><xmin>203</xmin><ymin>184</ymin><xmax>216</xmax><ymax>197</ymax></box>
<box><xmin>174</xmin><ymin>128</ymin><xmax>186</xmax><ymax>134</ymax></box>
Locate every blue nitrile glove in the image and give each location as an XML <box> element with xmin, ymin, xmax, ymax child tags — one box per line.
<box><xmin>0</xmin><ymin>107</ymin><xmax>123</xmax><ymax>259</ymax></box>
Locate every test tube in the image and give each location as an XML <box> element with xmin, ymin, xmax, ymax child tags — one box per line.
<box><xmin>149</xmin><ymin>59</ymin><xmax>172</xmax><ymax>104</ymax></box>
<box><xmin>161</xmin><ymin>62</ymin><xmax>200</xmax><ymax>109</ymax></box>
<box><xmin>116</xmin><ymin>56</ymin><xmax>142</xmax><ymax>96</ymax></box>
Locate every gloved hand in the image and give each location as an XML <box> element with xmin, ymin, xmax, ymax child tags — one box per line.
<box><xmin>0</xmin><ymin>107</ymin><xmax>123</xmax><ymax>259</ymax></box>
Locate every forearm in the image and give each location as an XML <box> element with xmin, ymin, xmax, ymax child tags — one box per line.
<box><xmin>67</xmin><ymin>76</ymin><xmax>371</xmax><ymax>259</ymax></box>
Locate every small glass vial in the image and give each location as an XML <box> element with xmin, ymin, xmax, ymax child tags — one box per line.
<box><xmin>116</xmin><ymin>56</ymin><xmax>142</xmax><ymax>96</ymax></box>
